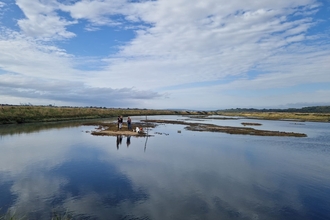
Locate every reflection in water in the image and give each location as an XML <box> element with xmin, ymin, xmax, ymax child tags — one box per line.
<box><xmin>0</xmin><ymin>179</ymin><xmax>17</xmax><ymax>213</ymax></box>
<box><xmin>126</xmin><ymin>136</ymin><xmax>131</xmax><ymax>147</ymax></box>
<box><xmin>49</xmin><ymin>150</ymin><xmax>148</xmax><ymax>219</ymax></box>
<box><xmin>0</xmin><ymin>117</ymin><xmax>330</xmax><ymax>219</ymax></box>
<box><xmin>0</xmin><ymin>118</ymin><xmax>115</xmax><ymax>137</ymax></box>
<box><xmin>116</xmin><ymin>135</ymin><xmax>123</xmax><ymax>149</ymax></box>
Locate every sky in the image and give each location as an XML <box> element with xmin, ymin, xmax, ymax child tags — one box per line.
<box><xmin>0</xmin><ymin>0</ymin><xmax>329</xmax><ymax>110</ymax></box>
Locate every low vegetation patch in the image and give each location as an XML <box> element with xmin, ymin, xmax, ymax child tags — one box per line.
<box><xmin>142</xmin><ymin>120</ymin><xmax>307</xmax><ymax>137</ymax></box>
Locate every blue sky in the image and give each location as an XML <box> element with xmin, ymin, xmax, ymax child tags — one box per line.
<box><xmin>0</xmin><ymin>0</ymin><xmax>329</xmax><ymax>110</ymax></box>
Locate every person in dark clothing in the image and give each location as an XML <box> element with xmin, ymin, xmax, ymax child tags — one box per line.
<box><xmin>127</xmin><ymin>116</ymin><xmax>132</xmax><ymax>130</ymax></box>
<box><xmin>117</xmin><ymin>116</ymin><xmax>120</xmax><ymax>130</ymax></box>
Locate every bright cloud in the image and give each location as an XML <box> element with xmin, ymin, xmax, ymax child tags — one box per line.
<box><xmin>0</xmin><ymin>0</ymin><xmax>329</xmax><ymax>109</ymax></box>
<box><xmin>16</xmin><ymin>0</ymin><xmax>77</xmax><ymax>40</ymax></box>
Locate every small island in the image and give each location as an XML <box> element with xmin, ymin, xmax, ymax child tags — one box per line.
<box><xmin>84</xmin><ymin>121</ymin><xmax>154</xmax><ymax>137</ymax></box>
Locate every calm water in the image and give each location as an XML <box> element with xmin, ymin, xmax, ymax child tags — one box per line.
<box><xmin>0</xmin><ymin>116</ymin><xmax>329</xmax><ymax>220</ymax></box>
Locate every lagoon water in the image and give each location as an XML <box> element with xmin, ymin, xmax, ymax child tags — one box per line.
<box><xmin>0</xmin><ymin>116</ymin><xmax>330</xmax><ymax>220</ymax></box>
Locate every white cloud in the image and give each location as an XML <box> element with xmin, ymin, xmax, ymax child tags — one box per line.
<box><xmin>0</xmin><ymin>0</ymin><xmax>329</xmax><ymax>108</ymax></box>
<box><xmin>0</xmin><ymin>28</ymin><xmax>77</xmax><ymax>79</ymax></box>
<box><xmin>90</xmin><ymin>0</ymin><xmax>323</xmax><ymax>90</ymax></box>
<box><xmin>0</xmin><ymin>73</ymin><xmax>162</xmax><ymax>107</ymax></box>
<box><xmin>59</xmin><ymin>0</ymin><xmax>125</xmax><ymax>26</ymax></box>
<box><xmin>16</xmin><ymin>0</ymin><xmax>77</xmax><ymax>40</ymax></box>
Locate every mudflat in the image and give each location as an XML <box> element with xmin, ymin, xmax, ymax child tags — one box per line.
<box><xmin>86</xmin><ymin>119</ymin><xmax>307</xmax><ymax>137</ymax></box>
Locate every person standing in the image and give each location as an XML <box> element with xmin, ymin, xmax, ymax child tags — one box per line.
<box><xmin>117</xmin><ymin>116</ymin><xmax>120</xmax><ymax>130</ymax></box>
<box><xmin>127</xmin><ymin>116</ymin><xmax>132</xmax><ymax>130</ymax></box>
<box><xmin>119</xmin><ymin>116</ymin><xmax>123</xmax><ymax>129</ymax></box>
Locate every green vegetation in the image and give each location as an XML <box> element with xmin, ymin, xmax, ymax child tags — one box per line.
<box><xmin>218</xmin><ymin>106</ymin><xmax>330</xmax><ymax>113</ymax></box>
<box><xmin>0</xmin><ymin>120</ymin><xmax>93</xmax><ymax>136</ymax></box>
<box><xmin>217</xmin><ymin>111</ymin><xmax>330</xmax><ymax>122</ymax></box>
<box><xmin>216</xmin><ymin>106</ymin><xmax>330</xmax><ymax>122</ymax></box>
<box><xmin>1</xmin><ymin>105</ymin><xmax>330</xmax><ymax>125</ymax></box>
<box><xmin>0</xmin><ymin>105</ymin><xmax>201</xmax><ymax>125</ymax></box>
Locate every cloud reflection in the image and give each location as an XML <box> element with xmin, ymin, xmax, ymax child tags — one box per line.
<box><xmin>0</xmin><ymin>121</ymin><xmax>329</xmax><ymax>219</ymax></box>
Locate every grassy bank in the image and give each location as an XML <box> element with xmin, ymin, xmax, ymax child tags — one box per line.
<box><xmin>217</xmin><ymin>111</ymin><xmax>330</xmax><ymax>122</ymax></box>
<box><xmin>1</xmin><ymin>105</ymin><xmax>329</xmax><ymax>125</ymax></box>
<box><xmin>0</xmin><ymin>106</ymin><xmax>204</xmax><ymax>125</ymax></box>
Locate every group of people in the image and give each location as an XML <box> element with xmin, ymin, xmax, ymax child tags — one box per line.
<box><xmin>117</xmin><ymin>116</ymin><xmax>144</xmax><ymax>133</ymax></box>
<box><xmin>117</xmin><ymin>115</ymin><xmax>132</xmax><ymax>130</ymax></box>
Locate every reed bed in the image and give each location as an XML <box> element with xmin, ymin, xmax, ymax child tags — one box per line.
<box><xmin>0</xmin><ymin>106</ymin><xmax>198</xmax><ymax>124</ymax></box>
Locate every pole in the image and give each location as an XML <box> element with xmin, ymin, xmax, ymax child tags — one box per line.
<box><xmin>144</xmin><ymin>115</ymin><xmax>148</xmax><ymax>152</ymax></box>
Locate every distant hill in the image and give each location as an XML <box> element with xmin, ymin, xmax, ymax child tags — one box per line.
<box><xmin>218</xmin><ymin>106</ymin><xmax>330</xmax><ymax>113</ymax></box>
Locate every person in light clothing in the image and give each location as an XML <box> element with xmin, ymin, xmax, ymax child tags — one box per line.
<box><xmin>118</xmin><ymin>116</ymin><xmax>123</xmax><ymax>130</ymax></box>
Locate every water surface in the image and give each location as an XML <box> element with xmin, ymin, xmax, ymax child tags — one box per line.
<box><xmin>0</xmin><ymin>116</ymin><xmax>329</xmax><ymax>219</ymax></box>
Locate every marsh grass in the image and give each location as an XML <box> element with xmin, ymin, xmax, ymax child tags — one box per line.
<box><xmin>0</xmin><ymin>106</ymin><xmax>198</xmax><ymax>124</ymax></box>
<box><xmin>218</xmin><ymin>112</ymin><xmax>330</xmax><ymax>122</ymax></box>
